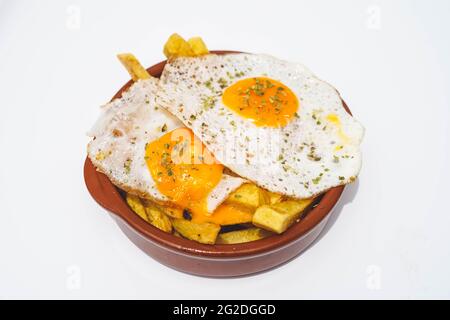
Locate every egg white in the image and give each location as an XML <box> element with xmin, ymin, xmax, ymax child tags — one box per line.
<box><xmin>87</xmin><ymin>78</ymin><xmax>246</xmax><ymax>211</ymax></box>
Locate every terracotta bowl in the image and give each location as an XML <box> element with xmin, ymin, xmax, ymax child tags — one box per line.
<box><xmin>84</xmin><ymin>51</ymin><xmax>348</xmax><ymax>277</ymax></box>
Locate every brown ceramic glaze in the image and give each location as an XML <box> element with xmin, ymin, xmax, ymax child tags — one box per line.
<box><xmin>84</xmin><ymin>51</ymin><xmax>349</xmax><ymax>277</ymax></box>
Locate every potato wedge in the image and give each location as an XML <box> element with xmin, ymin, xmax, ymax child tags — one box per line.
<box><xmin>187</xmin><ymin>37</ymin><xmax>209</xmax><ymax>55</ymax></box>
<box><xmin>225</xmin><ymin>184</ymin><xmax>269</xmax><ymax>210</ymax></box>
<box><xmin>173</xmin><ymin>230</ymin><xmax>183</xmax><ymax>238</ymax></box>
<box><xmin>171</xmin><ymin>219</ymin><xmax>220</xmax><ymax>244</ymax></box>
<box><xmin>140</xmin><ymin>198</ymin><xmax>184</xmax><ymax>219</ymax></box>
<box><xmin>126</xmin><ymin>193</ymin><xmax>148</xmax><ymax>222</ymax></box>
<box><xmin>158</xmin><ymin>206</ymin><xmax>184</xmax><ymax>219</ymax></box>
<box><xmin>216</xmin><ymin>228</ymin><xmax>272</xmax><ymax>244</ymax></box>
<box><xmin>163</xmin><ymin>33</ymin><xmax>194</xmax><ymax>58</ymax></box>
<box><xmin>252</xmin><ymin>199</ymin><xmax>314</xmax><ymax>234</ymax></box>
<box><xmin>117</xmin><ymin>53</ymin><xmax>151</xmax><ymax>81</ymax></box>
<box><xmin>145</xmin><ymin>204</ymin><xmax>172</xmax><ymax>233</ymax></box>
<box><xmin>267</xmin><ymin>191</ymin><xmax>284</xmax><ymax>204</ymax></box>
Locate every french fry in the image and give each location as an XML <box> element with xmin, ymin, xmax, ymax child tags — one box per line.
<box><xmin>117</xmin><ymin>53</ymin><xmax>151</xmax><ymax>81</ymax></box>
<box><xmin>267</xmin><ymin>191</ymin><xmax>284</xmax><ymax>204</ymax></box>
<box><xmin>173</xmin><ymin>230</ymin><xmax>183</xmax><ymax>238</ymax></box>
<box><xmin>126</xmin><ymin>193</ymin><xmax>148</xmax><ymax>222</ymax></box>
<box><xmin>216</xmin><ymin>228</ymin><xmax>272</xmax><ymax>244</ymax></box>
<box><xmin>163</xmin><ymin>33</ymin><xmax>194</xmax><ymax>58</ymax></box>
<box><xmin>187</xmin><ymin>37</ymin><xmax>209</xmax><ymax>55</ymax></box>
<box><xmin>129</xmin><ymin>195</ymin><xmax>172</xmax><ymax>232</ymax></box>
<box><xmin>252</xmin><ymin>199</ymin><xmax>314</xmax><ymax>234</ymax></box>
<box><xmin>225</xmin><ymin>183</ymin><xmax>269</xmax><ymax>210</ymax></box>
<box><xmin>145</xmin><ymin>203</ymin><xmax>172</xmax><ymax>233</ymax></box>
<box><xmin>158</xmin><ymin>206</ymin><xmax>184</xmax><ymax>219</ymax></box>
<box><xmin>171</xmin><ymin>219</ymin><xmax>220</xmax><ymax>244</ymax></box>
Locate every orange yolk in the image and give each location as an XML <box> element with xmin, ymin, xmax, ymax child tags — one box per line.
<box><xmin>193</xmin><ymin>203</ymin><xmax>253</xmax><ymax>225</ymax></box>
<box><xmin>145</xmin><ymin>128</ymin><xmax>223</xmax><ymax>219</ymax></box>
<box><xmin>222</xmin><ymin>77</ymin><xmax>299</xmax><ymax>127</ymax></box>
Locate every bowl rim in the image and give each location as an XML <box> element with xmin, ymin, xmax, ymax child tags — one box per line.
<box><xmin>84</xmin><ymin>50</ymin><xmax>347</xmax><ymax>258</ymax></box>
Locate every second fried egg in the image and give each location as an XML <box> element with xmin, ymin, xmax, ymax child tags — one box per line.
<box><xmin>159</xmin><ymin>53</ymin><xmax>365</xmax><ymax>199</ymax></box>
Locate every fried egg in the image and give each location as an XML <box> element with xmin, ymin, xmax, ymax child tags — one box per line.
<box><xmin>87</xmin><ymin>78</ymin><xmax>246</xmax><ymax>218</ymax></box>
<box><xmin>158</xmin><ymin>53</ymin><xmax>364</xmax><ymax>199</ymax></box>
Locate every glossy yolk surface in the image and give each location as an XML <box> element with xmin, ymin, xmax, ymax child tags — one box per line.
<box><xmin>145</xmin><ymin>128</ymin><xmax>223</xmax><ymax>219</ymax></box>
<box><xmin>222</xmin><ymin>77</ymin><xmax>299</xmax><ymax>127</ymax></box>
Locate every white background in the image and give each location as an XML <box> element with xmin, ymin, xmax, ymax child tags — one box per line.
<box><xmin>0</xmin><ymin>0</ymin><xmax>449</xmax><ymax>299</ymax></box>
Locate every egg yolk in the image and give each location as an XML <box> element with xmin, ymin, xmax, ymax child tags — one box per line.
<box><xmin>222</xmin><ymin>77</ymin><xmax>299</xmax><ymax>127</ymax></box>
<box><xmin>145</xmin><ymin>128</ymin><xmax>223</xmax><ymax>219</ymax></box>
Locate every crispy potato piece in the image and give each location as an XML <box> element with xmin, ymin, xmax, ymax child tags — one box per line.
<box><xmin>216</xmin><ymin>228</ymin><xmax>272</xmax><ymax>244</ymax></box>
<box><xmin>206</xmin><ymin>203</ymin><xmax>253</xmax><ymax>225</ymax></box>
<box><xmin>163</xmin><ymin>33</ymin><xmax>194</xmax><ymax>58</ymax></box>
<box><xmin>140</xmin><ymin>198</ymin><xmax>184</xmax><ymax>219</ymax></box>
<box><xmin>145</xmin><ymin>203</ymin><xmax>172</xmax><ymax>233</ymax></box>
<box><xmin>225</xmin><ymin>184</ymin><xmax>269</xmax><ymax>210</ymax></box>
<box><xmin>187</xmin><ymin>37</ymin><xmax>209</xmax><ymax>55</ymax></box>
<box><xmin>267</xmin><ymin>191</ymin><xmax>284</xmax><ymax>204</ymax></box>
<box><xmin>252</xmin><ymin>199</ymin><xmax>314</xmax><ymax>234</ymax></box>
<box><xmin>171</xmin><ymin>219</ymin><xmax>220</xmax><ymax>244</ymax></box>
<box><xmin>117</xmin><ymin>53</ymin><xmax>151</xmax><ymax>81</ymax></box>
<box><xmin>126</xmin><ymin>193</ymin><xmax>148</xmax><ymax>222</ymax></box>
<box><xmin>158</xmin><ymin>206</ymin><xmax>184</xmax><ymax>219</ymax></box>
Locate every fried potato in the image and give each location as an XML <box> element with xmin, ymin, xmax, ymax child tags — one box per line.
<box><xmin>171</xmin><ymin>219</ymin><xmax>220</xmax><ymax>244</ymax></box>
<box><xmin>141</xmin><ymin>198</ymin><xmax>184</xmax><ymax>220</ymax></box>
<box><xmin>267</xmin><ymin>191</ymin><xmax>284</xmax><ymax>204</ymax></box>
<box><xmin>144</xmin><ymin>203</ymin><xmax>172</xmax><ymax>233</ymax></box>
<box><xmin>126</xmin><ymin>193</ymin><xmax>148</xmax><ymax>222</ymax></box>
<box><xmin>225</xmin><ymin>183</ymin><xmax>269</xmax><ymax>210</ymax></box>
<box><xmin>216</xmin><ymin>228</ymin><xmax>272</xmax><ymax>244</ymax></box>
<box><xmin>187</xmin><ymin>37</ymin><xmax>209</xmax><ymax>55</ymax></box>
<box><xmin>117</xmin><ymin>53</ymin><xmax>151</xmax><ymax>81</ymax></box>
<box><xmin>206</xmin><ymin>203</ymin><xmax>253</xmax><ymax>225</ymax></box>
<box><xmin>252</xmin><ymin>199</ymin><xmax>314</xmax><ymax>234</ymax></box>
<box><xmin>158</xmin><ymin>206</ymin><xmax>184</xmax><ymax>219</ymax></box>
<box><xmin>163</xmin><ymin>33</ymin><xmax>194</xmax><ymax>58</ymax></box>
